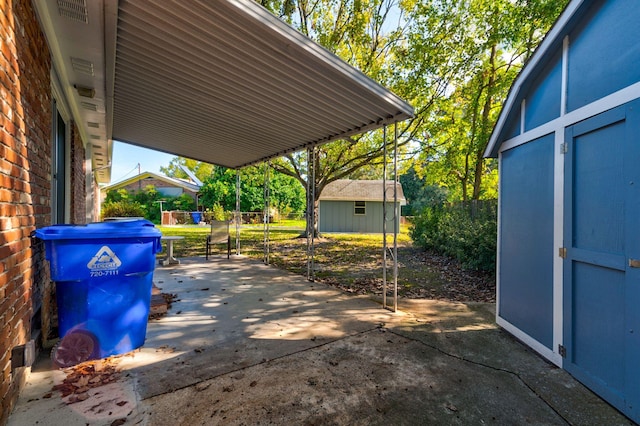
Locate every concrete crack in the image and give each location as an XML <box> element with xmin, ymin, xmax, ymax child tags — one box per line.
<box><xmin>387</xmin><ymin>328</ymin><xmax>572</xmax><ymax>425</ymax></box>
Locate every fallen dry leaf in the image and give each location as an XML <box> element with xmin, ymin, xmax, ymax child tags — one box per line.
<box><xmin>52</xmin><ymin>357</ymin><xmax>121</xmax><ymax>400</ymax></box>
<box><xmin>72</xmin><ymin>376</ymin><xmax>90</xmax><ymax>388</ymax></box>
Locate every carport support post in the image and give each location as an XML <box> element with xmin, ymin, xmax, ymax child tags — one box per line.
<box><xmin>382</xmin><ymin>124</ymin><xmax>399</xmax><ymax>312</ymax></box>
<box><xmin>263</xmin><ymin>161</ymin><xmax>271</xmax><ymax>264</ymax></box>
<box><xmin>307</xmin><ymin>146</ymin><xmax>316</xmax><ymax>281</ymax></box>
<box><xmin>383</xmin><ymin>125</ymin><xmax>388</xmax><ymax>308</ymax></box>
<box><xmin>392</xmin><ymin>123</ymin><xmax>399</xmax><ymax>312</ymax></box>
<box><xmin>236</xmin><ymin>169</ymin><xmax>241</xmax><ymax>255</ymax></box>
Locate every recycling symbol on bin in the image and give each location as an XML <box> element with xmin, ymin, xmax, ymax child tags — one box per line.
<box><xmin>87</xmin><ymin>245</ymin><xmax>122</xmax><ymax>271</ymax></box>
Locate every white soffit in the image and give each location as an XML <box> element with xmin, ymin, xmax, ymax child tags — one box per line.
<box><xmin>109</xmin><ymin>0</ymin><xmax>414</xmax><ymax>169</ymax></box>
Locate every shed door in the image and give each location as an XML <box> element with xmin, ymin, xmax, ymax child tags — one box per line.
<box><xmin>564</xmin><ymin>100</ymin><xmax>640</xmax><ymax>419</ymax></box>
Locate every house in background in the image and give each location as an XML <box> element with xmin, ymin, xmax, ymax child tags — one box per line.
<box><xmin>485</xmin><ymin>0</ymin><xmax>640</xmax><ymax>422</ymax></box>
<box><xmin>318</xmin><ymin>180</ymin><xmax>405</xmax><ymax>233</ymax></box>
<box><xmin>101</xmin><ymin>171</ymin><xmax>201</xmax><ymax>204</ymax></box>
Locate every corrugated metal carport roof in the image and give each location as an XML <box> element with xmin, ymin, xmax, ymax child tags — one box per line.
<box><xmin>108</xmin><ymin>0</ymin><xmax>414</xmax><ymax>169</ymax></box>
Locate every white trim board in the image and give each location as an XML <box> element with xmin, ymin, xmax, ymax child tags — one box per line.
<box><xmin>485</xmin><ymin>0</ymin><xmax>587</xmax><ymax>157</ymax></box>
<box><xmin>553</xmin><ymin>130</ymin><xmax>564</xmax><ymax>361</ymax></box>
<box><xmin>499</xmin><ymin>82</ymin><xmax>640</xmax><ymax>154</ymax></box>
<box><xmin>496</xmin><ymin>317</ymin><xmax>563</xmax><ymax>367</ymax></box>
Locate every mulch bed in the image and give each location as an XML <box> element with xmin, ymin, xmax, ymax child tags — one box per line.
<box><xmin>407</xmin><ymin>249</ymin><xmax>496</xmax><ymax>302</ymax></box>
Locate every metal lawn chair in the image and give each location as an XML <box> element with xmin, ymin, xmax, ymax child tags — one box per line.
<box><xmin>206</xmin><ymin>220</ymin><xmax>231</xmax><ymax>259</ymax></box>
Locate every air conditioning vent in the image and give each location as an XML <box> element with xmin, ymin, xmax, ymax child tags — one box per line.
<box><xmin>57</xmin><ymin>0</ymin><xmax>88</xmax><ymax>24</ymax></box>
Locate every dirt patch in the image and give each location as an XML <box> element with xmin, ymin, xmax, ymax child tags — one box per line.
<box><xmin>396</xmin><ymin>248</ymin><xmax>496</xmax><ymax>303</ymax></box>
<box><xmin>265</xmin><ymin>239</ymin><xmax>495</xmax><ymax>303</ymax></box>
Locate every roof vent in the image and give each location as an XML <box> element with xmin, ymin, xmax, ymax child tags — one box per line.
<box><xmin>57</xmin><ymin>0</ymin><xmax>88</xmax><ymax>24</ymax></box>
<box><xmin>80</xmin><ymin>102</ymin><xmax>97</xmax><ymax>111</ymax></box>
<box><xmin>71</xmin><ymin>57</ymin><xmax>94</xmax><ymax>76</ymax></box>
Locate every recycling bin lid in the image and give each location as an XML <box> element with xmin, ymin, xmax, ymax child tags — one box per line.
<box><xmin>34</xmin><ymin>219</ymin><xmax>161</xmax><ymax>240</ymax></box>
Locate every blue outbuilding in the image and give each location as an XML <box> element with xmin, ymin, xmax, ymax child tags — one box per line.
<box><xmin>485</xmin><ymin>0</ymin><xmax>640</xmax><ymax>422</ymax></box>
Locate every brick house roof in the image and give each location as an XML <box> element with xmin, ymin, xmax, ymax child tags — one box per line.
<box><xmin>102</xmin><ymin>171</ymin><xmax>200</xmax><ymax>194</ymax></box>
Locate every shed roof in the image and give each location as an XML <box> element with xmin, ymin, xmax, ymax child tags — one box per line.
<box><xmin>484</xmin><ymin>0</ymin><xmax>587</xmax><ymax>157</ymax></box>
<box><xmin>319</xmin><ymin>180</ymin><xmax>406</xmax><ymax>204</ymax></box>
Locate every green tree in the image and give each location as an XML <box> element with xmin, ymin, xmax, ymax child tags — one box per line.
<box><xmin>261</xmin><ymin>0</ymin><xmax>567</xmax><ymax>204</ymax></box>
<box><xmin>402</xmin><ymin>0</ymin><xmax>567</xmax><ymax>200</ymax></box>
<box><xmin>162</xmin><ymin>0</ymin><xmax>568</xmax><ymax>228</ymax></box>
<box><xmin>160</xmin><ymin>157</ymin><xmax>213</xmax><ymax>184</ymax></box>
<box><xmin>399</xmin><ymin>166</ymin><xmax>447</xmax><ymax>215</ymax></box>
<box><xmin>260</xmin><ymin>1</ymin><xmax>424</xmax><ymax>234</ymax></box>
<box><xmin>166</xmin><ymin>159</ymin><xmax>306</xmax><ymax>216</ymax></box>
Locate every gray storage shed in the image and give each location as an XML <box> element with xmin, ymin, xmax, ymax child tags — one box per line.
<box><xmin>485</xmin><ymin>0</ymin><xmax>640</xmax><ymax>422</ymax></box>
<box><xmin>318</xmin><ymin>180</ymin><xmax>405</xmax><ymax>233</ymax></box>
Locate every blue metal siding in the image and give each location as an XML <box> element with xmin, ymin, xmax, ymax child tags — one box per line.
<box><xmin>503</xmin><ymin>109</ymin><xmax>521</xmax><ymax>141</ymax></box>
<box><xmin>563</xmin><ymin>101</ymin><xmax>640</xmax><ymax>421</ymax></box>
<box><xmin>499</xmin><ymin>134</ymin><xmax>555</xmax><ymax>349</ymax></box>
<box><xmin>572</xmin><ymin>114</ymin><xmax>625</xmax><ymax>254</ymax></box>
<box><xmin>567</xmin><ymin>0</ymin><xmax>640</xmax><ymax>112</ymax></box>
<box><xmin>524</xmin><ymin>50</ymin><xmax>562</xmax><ymax>132</ymax></box>
<box><xmin>572</xmin><ymin>262</ymin><xmax>625</xmax><ymax>398</ymax></box>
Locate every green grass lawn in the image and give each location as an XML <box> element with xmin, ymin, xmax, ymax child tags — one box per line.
<box><xmin>156</xmin><ymin>222</ymin><xmax>494</xmax><ymax>302</ymax></box>
<box><xmin>157</xmin><ymin>222</ymin><xmax>418</xmax><ymax>291</ymax></box>
<box><xmin>157</xmin><ymin>222</ymin><xmax>308</xmax><ymax>258</ymax></box>
<box><xmin>157</xmin><ymin>222</ymin><xmax>410</xmax><ymax>259</ymax></box>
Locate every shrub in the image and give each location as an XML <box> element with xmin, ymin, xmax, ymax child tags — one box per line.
<box><xmin>101</xmin><ymin>201</ymin><xmax>146</xmax><ymax>220</ymax></box>
<box><xmin>410</xmin><ymin>200</ymin><xmax>497</xmax><ymax>271</ymax></box>
<box><xmin>209</xmin><ymin>203</ymin><xmax>229</xmax><ymax>221</ymax></box>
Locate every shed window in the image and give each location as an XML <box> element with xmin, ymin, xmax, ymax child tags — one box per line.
<box><xmin>354</xmin><ymin>201</ymin><xmax>366</xmax><ymax>215</ymax></box>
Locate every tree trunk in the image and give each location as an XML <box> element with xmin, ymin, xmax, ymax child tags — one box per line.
<box><xmin>472</xmin><ymin>43</ymin><xmax>497</xmax><ymax>200</ymax></box>
<box><xmin>303</xmin><ymin>148</ymin><xmax>322</xmax><ymax>238</ymax></box>
<box><xmin>304</xmin><ymin>191</ymin><xmax>321</xmax><ymax>238</ymax></box>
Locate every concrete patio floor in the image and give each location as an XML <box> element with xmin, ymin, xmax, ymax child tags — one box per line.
<box><xmin>8</xmin><ymin>255</ymin><xmax>635</xmax><ymax>425</ymax></box>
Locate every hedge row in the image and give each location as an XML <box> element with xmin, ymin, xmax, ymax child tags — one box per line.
<box><xmin>410</xmin><ymin>200</ymin><xmax>497</xmax><ymax>271</ymax></box>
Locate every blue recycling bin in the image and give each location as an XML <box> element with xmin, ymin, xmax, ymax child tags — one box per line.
<box><xmin>191</xmin><ymin>211</ymin><xmax>202</xmax><ymax>224</ymax></box>
<box><xmin>35</xmin><ymin>219</ymin><xmax>162</xmax><ymax>366</ymax></box>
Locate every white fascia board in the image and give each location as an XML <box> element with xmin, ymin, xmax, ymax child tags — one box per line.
<box><xmin>485</xmin><ymin>0</ymin><xmax>586</xmax><ymax>158</ymax></box>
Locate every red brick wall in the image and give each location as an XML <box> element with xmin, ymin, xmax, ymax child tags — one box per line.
<box><xmin>69</xmin><ymin>123</ymin><xmax>86</xmax><ymax>224</ymax></box>
<box><xmin>0</xmin><ymin>0</ymin><xmax>53</xmax><ymax>422</ymax></box>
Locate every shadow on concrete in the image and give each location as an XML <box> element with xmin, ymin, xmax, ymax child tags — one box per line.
<box><xmin>8</xmin><ymin>256</ymin><xmax>635</xmax><ymax>425</ymax></box>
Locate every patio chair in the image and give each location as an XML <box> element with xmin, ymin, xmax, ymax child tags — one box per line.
<box><xmin>206</xmin><ymin>220</ymin><xmax>231</xmax><ymax>260</ymax></box>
